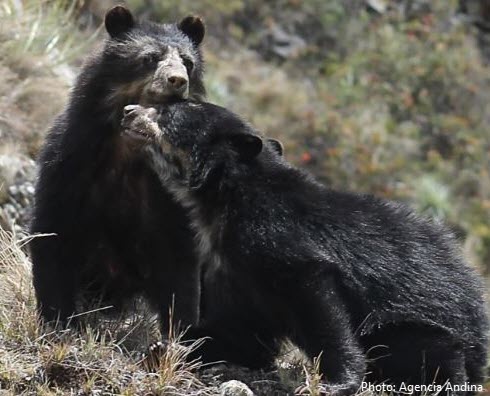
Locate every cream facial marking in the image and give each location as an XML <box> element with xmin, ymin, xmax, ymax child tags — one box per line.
<box><xmin>142</xmin><ymin>46</ymin><xmax>190</xmax><ymax>103</ymax></box>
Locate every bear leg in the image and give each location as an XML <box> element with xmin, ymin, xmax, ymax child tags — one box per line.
<box><xmin>293</xmin><ymin>277</ymin><xmax>366</xmax><ymax>395</ymax></box>
<box><xmin>182</xmin><ymin>325</ymin><xmax>279</xmax><ymax>370</ymax></box>
<box><xmin>362</xmin><ymin>323</ymin><xmax>468</xmax><ymax>394</ymax></box>
<box><xmin>31</xmin><ymin>237</ymin><xmax>77</xmax><ymax>326</ymax></box>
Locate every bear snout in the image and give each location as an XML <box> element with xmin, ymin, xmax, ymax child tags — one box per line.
<box><xmin>139</xmin><ymin>45</ymin><xmax>192</xmax><ymax>102</ymax></box>
<box><xmin>168</xmin><ymin>75</ymin><xmax>188</xmax><ymax>91</ymax></box>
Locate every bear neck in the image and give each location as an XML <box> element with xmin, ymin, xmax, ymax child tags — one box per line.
<box><xmin>191</xmin><ymin>159</ymin><xmax>315</xmax><ymax>240</ymax></box>
<box><xmin>68</xmin><ymin>68</ymin><xmax>120</xmax><ymax>132</ymax></box>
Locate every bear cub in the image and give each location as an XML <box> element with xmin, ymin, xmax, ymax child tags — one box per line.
<box><xmin>122</xmin><ymin>102</ymin><xmax>488</xmax><ymax>395</ymax></box>
<box><xmin>31</xmin><ymin>6</ymin><xmax>205</xmax><ymax>331</ymax></box>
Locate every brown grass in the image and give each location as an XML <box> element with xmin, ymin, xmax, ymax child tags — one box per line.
<box><xmin>0</xmin><ymin>227</ymin><xmax>216</xmax><ymax>395</ymax></box>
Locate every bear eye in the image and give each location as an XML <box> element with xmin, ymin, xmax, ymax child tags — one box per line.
<box><xmin>142</xmin><ymin>53</ymin><xmax>160</xmax><ymax>67</ymax></box>
<box><xmin>183</xmin><ymin>58</ymin><xmax>194</xmax><ymax>74</ymax></box>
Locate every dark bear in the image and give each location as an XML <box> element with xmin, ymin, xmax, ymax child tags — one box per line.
<box><xmin>30</xmin><ymin>6</ymin><xmax>206</xmax><ymax>331</ymax></box>
<box><xmin>121</xmin><ymin>102</ymin><xmax>488</xmax><ymax>395</ymax></box>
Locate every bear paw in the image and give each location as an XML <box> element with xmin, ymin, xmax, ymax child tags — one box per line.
<box><xmin>141</xmin><ymin>340</ymin><xmax>169</xmax><ymax>371</ymax></box>
<box><xmin>121</xmin><ymin>104</ymin><xmax>160</xmax><ymax>141</ymax></box>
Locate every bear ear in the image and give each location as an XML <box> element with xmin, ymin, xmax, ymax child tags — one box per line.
<box><xmin>105</xmin><ymin>6</ymin><xmax>135</xmax><ymax>38</ymax></box>
<box><xmin>267</xmin><ymin>138</ymin><xmax>284</xmax><ymax>157</ymax></box>
<box><xmin>230</xmin><ymin>134</ymin><xmax>263</xmax><ymax>160</ymax></box>
<box><xmin>178</xmin><ymin>15</ymin><xmax>205</xmax><ymax>46</ymax></box>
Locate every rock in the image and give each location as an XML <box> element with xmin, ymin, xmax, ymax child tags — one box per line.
<box><xmin>0</xmin><ymin>154</ymin><xmax>36</xmax><ymax>191</ymax></box>
<box><xmin>400</xmin><ymin>0</ymin><xmax>432</xmax><ymax>18</ymax></box>
<box><xmin>366</xmin><ymin>0</ymin><xmax>387</xmax><ymax>14</ymax></box>
<box><xmin>200</xmin><ymin>363</ymin><xmax>298</xmax><ymax>396</ymax></box>
<box><xmin>458</xmin><ymin>0</ymin><xmax>490</xmax><ymax>63</ymax></box>
<box><xmin>0</xmin><ymin>154</ymin><xmax>36</xmax><ymax>234</ymax></box>
<box><xmin>261</xmin><ymin>25</ymin><xmax>307</xmax><ymax>60</ymax></box>
<box><xmin>220</xmin><ymin>380</ymin><xmax>254</xmax><ymax>396</ymax></box>
<box><xmin>7</xmin><ymin>185</ymin><xmax>19</xmax><ymax>196</ymax></box>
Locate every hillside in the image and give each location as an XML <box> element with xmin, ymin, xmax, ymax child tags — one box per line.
<box><xmin>0</xmin><ymin>0</ymin><xmax>489</xmax><ymax>394</ymax></box>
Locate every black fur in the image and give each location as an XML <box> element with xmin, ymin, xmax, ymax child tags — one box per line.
<box><xmin>30</xmin><ymin>8</ymin><xmax>206</xmax><ymax>331</ymax></box>
<box><xmin>105</xmin><ymin>6</ymin><xmax>135</xmax><ymax>38</ymax></box>
<box><xmin>123</xmin><ymin>102</ymin><xmax>488</xmax><ymax>394</ymax></box>
<box><xmin>178</xmin><ymin>16</ymin><xmax>206</xmax><ymax>46</ymax></box>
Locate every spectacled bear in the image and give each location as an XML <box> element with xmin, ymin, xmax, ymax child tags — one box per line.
<box><xmin>121</xmin><ymin>102</ymin><xmax>488</xmax><ymax>395</ymax></box>
<box><xmin>30</xmin><ymin>6</ymin><xmax>206</xmax><ymax>331</ymax></box>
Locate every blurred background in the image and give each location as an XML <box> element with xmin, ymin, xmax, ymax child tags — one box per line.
<box><xmin>0</xmin><ymin>0</ymin><xmax>489</xmax><ymax>276</ymax></box>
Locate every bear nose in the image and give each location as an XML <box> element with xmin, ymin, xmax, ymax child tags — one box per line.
<box><xmin>168</xmin><ymin>75</ymin><xmax>188</xmax><ymax>90</ymax></box>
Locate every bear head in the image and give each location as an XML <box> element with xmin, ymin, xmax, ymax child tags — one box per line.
<box><xmin>121</xmin><ymin>102</ymin><xmax>284</xmax><ymax>193</ymax></box>
<box><xmin>101</xmin><ymin>6</ymin><xmax>206</xmax><ymax>115</ymax></box>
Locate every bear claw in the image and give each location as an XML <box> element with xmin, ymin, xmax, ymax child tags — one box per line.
<box><xmin>123</xmin><ymin>104</ymin><xmax>142</xmax><ymax>117</ymax></box>
<box><xmin>141</xmin><ymin>341</ymin><xmax>169</xmax><ymax>371</ymax></box>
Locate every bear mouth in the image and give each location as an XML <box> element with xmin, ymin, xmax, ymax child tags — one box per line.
<box><xmin>140</xmin><ymin>92</ymin><xmax>188</xmax><ymax>106</ymax></box>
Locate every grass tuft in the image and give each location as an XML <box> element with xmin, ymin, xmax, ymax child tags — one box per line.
<box><xmin>0</xmin><ymin>226</ymin><xmax>215</xmax><ymax>394</ymax></box>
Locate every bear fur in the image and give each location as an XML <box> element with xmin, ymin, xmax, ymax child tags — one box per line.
<box><xmin>122</xmin><ymin>102</ymin><xmax>488</xmax><ymax>395</ymax></box>
<box><xmin>30</xmin><ymin>6</ymin><xmax>206</xmax><ymax>331</ymax></box>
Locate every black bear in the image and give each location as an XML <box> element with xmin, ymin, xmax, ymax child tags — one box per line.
<box><xmin>121</xmin><ymin>102</ymin><xmax>488</xmax><ymax>395</ymax></box>
<box><xmin>30</xmin><ymin>6</ymin><xmax>206</xmax><ymax>331</ymax></box>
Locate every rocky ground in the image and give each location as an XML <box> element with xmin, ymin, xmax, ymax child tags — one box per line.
<box><xmin>0</xmin><ymin>154</ymin><xmax>36</xmax><ymax>236</ymax></box>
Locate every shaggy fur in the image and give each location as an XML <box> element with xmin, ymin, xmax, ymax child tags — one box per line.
<box><xmin>30</xmin><ymin>7</ymin><xmax>206</xmax><ymax>331</ymax></box>
<box><xmin>122</xmin><ymin>102</ymin><xmax>488</xmax><ymax>395</ymax></box>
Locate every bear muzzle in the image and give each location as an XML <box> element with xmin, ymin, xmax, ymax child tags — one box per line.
<box><xmin>142</xmin><ymin>49</ymin><xmax>190</xmax><ymax>102</ymax></box>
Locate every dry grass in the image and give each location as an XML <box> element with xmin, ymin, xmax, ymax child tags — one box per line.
<box><xmin>0</xmin><ymin>0</ymin><xmax>100</xmax><ymax>156</ymax></box>
<box><xmin>0</xmin><ymin>0</ymin><xmax>96</xmax><ymax>68</ymax></box>
<box><xmin>0</xmin><ymin>226</ymin><xmax>216</xmax><ymax>395</ymax></box>
<box><xmin>296</xmin><ymin>354</ymin><xmax>327</xmax><ymax>396</ymax></box>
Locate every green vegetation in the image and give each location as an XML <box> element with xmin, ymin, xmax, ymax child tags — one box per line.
<box><xmin>161</xmin><ymin>0</ymin><xmax>490</xmax><ymax>272</ymax></box>
<box><xmin>0</xmin><ymin>0</ymin><xmax>92</xmax><ymax>67</ymax></box>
